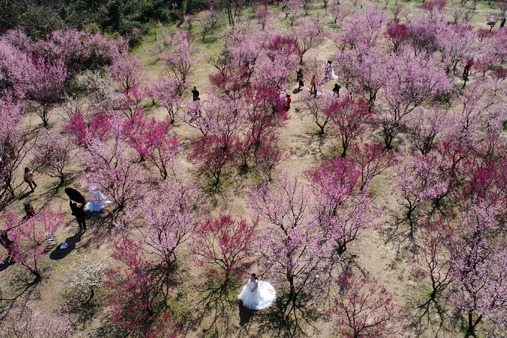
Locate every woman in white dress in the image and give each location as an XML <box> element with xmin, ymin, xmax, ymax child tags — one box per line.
<box><xmin>85</xmin><ymin>188</ymin><xmax>110</xmax><ymax>212</ymax></box>
<box><xmin>324</xmin><ymin>60</ymin><xmax>338</xmax><ymax>82</ymax></box>
<box><xmin>238</xmin><ymin>273</ymin><xmax>276</xmax><ymax>310</ymax></box>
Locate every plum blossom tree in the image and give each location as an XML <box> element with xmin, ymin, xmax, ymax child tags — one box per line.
<box><xmin>307</xmin><ymin>158</ymin><xmax>377</xmax><ymax>257</ymax></box>
<box><xmin>32</xmin><ymin>130</ymin><xmax>72</xmax><ymax>185</ymax></box>
<box><xmin>0</xmin><ymin>38</ymin><xmax>36</xmax><ymax>99</ymax></box>
<box><xmin>128</xmin><ymin>177</ymin><xmax>202</xmax><ymax>274</ymax></box>
<box><xmin>339</xmin><ymin>6</ymin><xmax>387</xmax><ymax>49</ymax></box>
<box><xmin>295</xmin><ymin>17</ymin><xmax>324</xmax><ymax>65</ymax></box>
<box><xmin>85</xmin><ymin>121</ymin><xmax>146</xmax><ymax>214</ymax></box>
<box><xmin>122</xmin><ymin>110</ymin><xmax>179</xmax><ymax>180</ymax></box>
<box><xmin>148</xmin><ymin>74</ymin><xmax>185</xmax><ymax>124</ymax></box>
<box><xmin>104</xmin><ymin>238</ymin><xmax>182</xmax><ymax>337</ymax></box>
<box><xmin>334</xmin><ymin>47</ymin><xmax>388</xmax><ymax>107</ymax></box>
<box><xmin>327</xmin><ymin>273</ymin><xmax>399</xmax><ymax>337</ymax></box>
<box><xmin>380</xmin><ymin>52</ymin><xmax>451</xmax><ymax>149</ymax></box>
<box><xmin>0</xmin><ymin>98</ymin><xmax>31</xmax><ymax>209</ymax></box>
<box><xmin>301</xmin><ymin>89</ymin><xmax>335</xmax><ymax>135</ymax></box>
<box><xmin>349</xmin><ymin>143</ymin><xmax>394</xmax><ymax>191</ymax></box>
<box><xmin>186</xmin><ymin>96</ymin><xmax>247</xmax><ymax>187</ymax></box>
<box><xmin>191</xmin><ymin>215</ymin><xmax>258</xmax><ymax>304</ymax></box>
<box><xmin>242</xmin><ymin>84</ymin><xmax>287</xmax><ymax>172</ymax></box>
<box><xmin>326</xmin><ymin>97</ymin><xmax>373</xmax><ymax>157</ymax></box>
<box><xmin>249</xmin><ymin>173</ymin><xmax>326</xmax><ymax>334</ymax></box>
<box><xmin>386</xmin><ymin>19</ymin><xmax>409</xmax><ymax>53</ymax></box>
<box><xmin>106</xmin><ymin>49</ymin><xmax>147</xmax><ymax>118</ymax></box>
<box><xmin>410</xmin><ymin>219</ymin><xmax>454</xmax><ymax>335</ymax></box>
<box><xmin>158</xmin><ymin>30</ymin><xmax>200</xmax><ymax>85</ymax></box>
<box><xmin>449</xmin><ymin>202</ymin><xmax>507</xmax><ymax>337</ymax></box>
<box><xmin>1</xmin><ymin>304</ymin><xmax>72</xmax><ymax>338</ymax></box>
<box><xmin>282</xmin><ymin>0</ymin><xmax>304</xmax><ymax>26</ymax></box>
<box><xmin>64</xmin><ymin>109</ymin><xmax>114</xmax><ymax>147</ymax></box>
<box><xmin>405</xmin><ymin>108</ymin><xmax>452</xmax><ymax>155</ymax></box>
<box><xmin>26</xmin><ymin>57</ymin><xmax>68</xmax><ymax>127</ymax></box>
<box><xmin>8</xmin><ymin>205</ymin><xmax>64</xmax><ymax>282</ymax></box>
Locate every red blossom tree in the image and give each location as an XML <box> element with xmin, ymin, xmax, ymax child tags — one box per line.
<box><xmin>104</xmin><ymin>238</ymin><xmax>182</xmax><ymax>337</ymax></box>
<box><xmin>122</xmin><ymin>110</ymin><xmax>179</xmax><ymax>180</ymax></box>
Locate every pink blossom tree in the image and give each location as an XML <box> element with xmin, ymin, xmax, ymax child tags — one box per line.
<box><xmin>191</xmin><ymin>215</ymin><xmax>258</xmax><ymax>304</ymax></box>
<box><xmin>349</xmin><ymin>143</ymin><xmax>394</xmax><ymax>191</ymax></box>
<box><xmin>148</xmin><ymin>74</ymin><xmax>185</xmax><ymax>124</ymax></box>
<box><xmin>327</xmin><ymin>273</ymin><xmax>399</xmax><ymax>337</ymax></box>
<box><xmin>249</xmin><ymin>172</ymin><xmax>327</xmax><ymax>333</ymax></box>
<box><xmin>32</xmin><ymin>130</ymin><xmax>72</xmax><ymax>185</ymax></box>
<box><xmin>295</xmin><ymin>17</ymin><xmax>324</xmax><ymax>65</ymax></box>
<box><xmin>449</xmin><ymin>202</ymin><xmax>507</xmax><ymax>337</ymax></box>
<box><xmin>8</xmin><ymin>205</ymin><xmax>64</xmax><ymax>282</ymax></box>
<box><xmin>405</xmin><ymin>108</ymin><xmax>452</xmax><ymax>155</ymax></box>
<box><xmin>1</xmin><ymin>304</ymin><xmax>72</xmax><ymax>338</ymax></box>
<box><xmin>380</xmin><ymin>52</ymin><xmax>451</xmax><ymax>149</ymax></box>
<box><xmin>128</xmin><ymin>177</ymin><xmax>202</xmax><ymax>274</ymax></box>
<box><xmin>26</xmin><ymin>57</ymin><xmax>68</xmax><ymax>127</ymax></box>
<box><xmin>339</xmin><ymin>6</ymin><xmax>387</xmax><ymax>49</ymax></box>
<box><xmin>410</xmin><ymin>219</ymin><xmax>454</xmax><ymax>334</ymax></box>
<box><xmin>106</xmin><ymin>49</ymin><xmax>147</xmax><ymax>118</ymax></box>
<box><xmin>158</xmin><ymin>30</ymin><xmax>200</xmax><ymax>85</ymax></box>
<box><xmin>85</xmin><ymin>122</ymin><xmax>146</xmax><ymax>214</ymax></box>
<box><xmin>326</xmin><ymin>97</ymin><xmax>374</xmax><ymax>157</ymax></box>
<box><xmin>0</xmin><ymin>98</ymin><xmax>30</xmax><ymax>208</ymax></box>
<box><xmin>307</xmin><ymin>157</ymin><xmax>377</xmax><ymax>257</ymax></box>
<box><xmin>334</xmin><ymin>47</ymin><xmax>388</xmax><ymax>107</ymax></box>
<box><xmin>301</xmin><ymin>90</ymin><xmax>335</xmax><ymax>135</ymax></box>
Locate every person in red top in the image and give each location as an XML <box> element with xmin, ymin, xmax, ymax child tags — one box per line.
<box><xmin>285</xmin><ymin>94</ymin><xmax>291</xmax><ymax>111</ymax></box>
<box><xmin>23</xmin><ymin>167</ymin><xmax>37</xmax><ymax>192</ymax></box>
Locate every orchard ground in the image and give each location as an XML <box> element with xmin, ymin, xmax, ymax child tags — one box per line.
<box><xmin>1</xmin><ymin>0</ymin><xmax>506</xmax><ymax>337</ymax></box>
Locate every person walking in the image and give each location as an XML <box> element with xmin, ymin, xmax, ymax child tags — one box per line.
<box><xmin>23</xmin><ymin>167</ymin><xmax>37</xmax><ymax>192</ymax></box>
<box><xmin>191</xmin><ymin>86</ymin><xmax>200</xmax><ymax>101</ymax></box>
<box><xmin>332</xmin><ymin>83</ymin><xmax>341</xmax><ymax>97</ymax></box>
<box><xmin>296</xmin><ymin>68</ymin><xmax>304</xmax><ymax>91</ymax></box>
<box><xmin>0</xmin><ymin>230</ymin><xmax>16</xmax><ymax>264</ymax></box>
<box><xmin>310</xmin><ymin>74</ymin><xmax>317</xmax><ymax>97</ymax></box>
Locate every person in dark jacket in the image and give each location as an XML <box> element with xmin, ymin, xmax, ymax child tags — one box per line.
<box><xmin>0</xmin><ymin>230</ymin><xmax>15</xmax><ymax>264</ymax></box>
<box><xmin>70</xmin><ymin>201</ymin><xmax>86</xmax><ymax>231</ymax></box>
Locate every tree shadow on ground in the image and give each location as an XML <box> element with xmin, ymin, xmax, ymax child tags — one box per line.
<box><xmin>0</xmin><ymin>258</ymin><xmax>15</xmax><ymax>272</ymax></box>
<box><xmin>75</xmin><ymin>211</ymin><xmax>118</xmax><ymax>250</ymax></box>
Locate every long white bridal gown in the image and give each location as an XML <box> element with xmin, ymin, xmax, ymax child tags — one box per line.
<box><xmin>238</xmin><ymin>279</ymin><xmax>276</xmax><ymax>310</ymax></box>
<box><xmin>85</xmin><ymin>190</ymin><xmax>110</xmax><ymax>212</ymax></box>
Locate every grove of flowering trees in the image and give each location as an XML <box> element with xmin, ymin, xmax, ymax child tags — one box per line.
<box><xmin>1</xmin><ymin>1</ymin><xmax>507</xmax><ymax>337</ymax></box>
